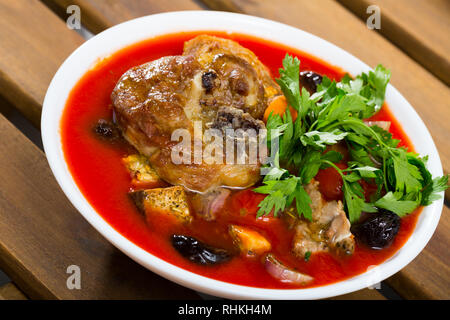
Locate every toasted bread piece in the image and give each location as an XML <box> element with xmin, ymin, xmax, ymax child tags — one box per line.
<box><xmin>130</xmin><ymin>186</ymin><xmax>192</xmax><ymax>224</ymax></box>
<box><xmin>123</xmin><ymin>154</ymin><xmax>159</xmax><ymax>185</ymax></box>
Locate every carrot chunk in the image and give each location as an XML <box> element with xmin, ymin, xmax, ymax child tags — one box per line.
<box><xmin>263</xmin><ymin>95</ymin><xmax>297</xmax><ymax>122</ymax></box>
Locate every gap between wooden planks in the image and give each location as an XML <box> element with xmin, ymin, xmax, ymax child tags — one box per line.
<box><xmin>0</xmin><ymin>0</ymin><xmax>83</xmax><ymax>128</ymax></box>
<box><xmin>337</xmin><ymin>0</ymin><xmax>450</xmax><ymax>86</ymax></box>
<box><xmin>0</xmin><ymin>283</ymin><xmax>28</xmax><ymax>300</ymax></box>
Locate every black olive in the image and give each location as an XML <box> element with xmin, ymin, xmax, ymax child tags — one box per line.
<box><xmin>94</xmin><ymin>119</ymin><xmax>121</xmax><ymax>141</ymax></box>
<box><xmin>352</xmin><ymin>210</ymin><xmax>401</xmax><ymax>249</ymax></box>
<box><xmin>300</xmin><ymin>70</ymin><xmax>323</xmax><ymax>93</ymax></box>
<box><xmin>171</xmin><ymin>234</ymin><xmax>231</xmax><ymax>265</ymax></box>
<box><xmin>201</xmin><ymin>71</ymin><xmax>217</xmax><ymax>93</ymax></box>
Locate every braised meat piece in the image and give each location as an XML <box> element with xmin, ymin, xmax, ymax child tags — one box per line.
<box><xmin>210</xmin><ymin>106</ymin><xmax>265</xmax><ymax>132</ymax></box>
<box><xmin>112</xmin><ymin>36</ymin><xmax>278</xmax><ymax>192</ymax></box>
<box><xmin>183</xmin><ymin>35</ymin><xmax>280</xmax><ymax>116</ymax></box>
<box><xmin>290</xmin><ymin>180</ymin><xmax>355</xmax><ymax>258</ymax></box>
<box><xmin>112</xmin><ymin>55</ymin><xmax>198</xmax><ymax>155</ymax></box>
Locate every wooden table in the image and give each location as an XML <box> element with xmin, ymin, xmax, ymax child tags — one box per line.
<box><xmin>0</xmin><ymin>0</ymin><xmax>448</xmax><ymax>300</ymax></box>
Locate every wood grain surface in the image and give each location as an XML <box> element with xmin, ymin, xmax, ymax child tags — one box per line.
<box><xmin>0</xmin><ymin>0</ymin><xmax>83</xmax><ymax>128</ymax></box>
<box><xmin>0</xmin><ymin>283</ymin><xmax>27</xmax><ymax>300</ymax></box>
<box><xmin>330</xmin><ymin>288</ymin><xmax>386</xmax><ymax>300</ymax></box>
<box><xmin>0</xmin><ymin>111</ymin><xmax>199</xmax><ymax>299</ymax></box>
<box><xmin>385</xmin><ymin>205</ymin><xmax>450</xmax><ymax>299</ymax></box>
<box><xmin>337</xmin><ymin>0</ymin><xmax>450</xmax><ymax>86</ymax></box>
<box><xmin>44</xmin><ymin>0</ymin><xmax>203</xmax><ymax>34</ymax></box>
<box><xmin>200</xmin><ymin>0</ymin><xmax>450</xmax><ymax>300</ymax></box>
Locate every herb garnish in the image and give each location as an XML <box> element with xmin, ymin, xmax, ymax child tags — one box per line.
<box><xmin>304</xmin><ymin>251</ymin><xmax>312</xmax><ymax>262</ymax></box>
<box><xmin>255</xmin><ymin>54</ymin><xmax>448</xmax><ymax>223</ymax></box>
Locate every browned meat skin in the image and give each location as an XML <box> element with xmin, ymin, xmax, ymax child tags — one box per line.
<box><xmin>291</xmin><ymin>180</ymin><xmax>355</xmax><ymax>258</ymax></box>
<box><xmin>210</xmin><ymin>106</ymin><xmax>265</xmax><ymax>132</ymax></box>
<box><xmin>112</xmin><ymin>55</ymin><xmax>198</xmax><ymax>155</ymax></box>
<box><xmin>112</xmin><ymin>36</ymin><xmax>277</xmax><ymax>192</ymax></box>
<box><xmin>183</xmin><ymin>35</ymin><xmax>280</xmax><ymax>120</ymax></box>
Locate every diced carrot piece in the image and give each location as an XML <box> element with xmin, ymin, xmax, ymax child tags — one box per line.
<box><xmin>263</xmin><ymin>95</ymin><xmax>297</xmax><ymax>123</ymax></box>
<box><xmin>229</xmin><ymin>225</ymin><xmax>271</xmax><ymax>256</ymax></box>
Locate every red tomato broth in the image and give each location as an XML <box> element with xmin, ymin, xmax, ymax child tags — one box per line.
<box><xmin>61</xmin><ymin>31</ymin><xmax>421</xmax><ymax>289</ymax></box>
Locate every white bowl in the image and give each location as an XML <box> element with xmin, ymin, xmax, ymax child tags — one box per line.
<box><xmin>41</xmin><ymin>11</ymin><xmax>444</xmax><ymax>299</ymax></box>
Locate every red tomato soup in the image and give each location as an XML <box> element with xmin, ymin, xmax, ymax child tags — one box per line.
<box><xmin>61</xmin><ymin>31</ymin><xmax>421</xmax><ymax>289</ymax></box>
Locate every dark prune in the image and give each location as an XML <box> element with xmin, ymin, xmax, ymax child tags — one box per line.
<box><xmin>94</xmin><ymin>119</ymin><xmax>121</xmax><ymax>141</ymax></box>
<box><xmin>300</xmin><ymin>71</ymin><xmax>323</xmax><ymax>93</ymax></box>
<box><xmin>352</xmin><ymin>211</ymin><xmax>401</xmax><ymax>249</ymax></box>
<box><xmin>171</xmin><ymin>234</ymin><xmax>231</xmax><ymax>265</ymax></box>
<box><xmin>201</xmin><ymin>71</ymin><xmax>217</xmax><ymax>93</ymax></box>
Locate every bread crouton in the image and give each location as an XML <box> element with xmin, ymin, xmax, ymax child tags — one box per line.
<box><xmin>123</xmin><ymin>154</ymin><xmax>159</xmax><ymax>185</ymax></box>
<box><xmin>129</xmin><ymin>186</ymin><xmax>192</xmax><ymax>224</ymax></box>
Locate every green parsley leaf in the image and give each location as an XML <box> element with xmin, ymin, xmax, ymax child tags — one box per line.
<box><xmin>374</xmin><ymin>192</ymin><xmax>418</xmax><ymax>216</ymax></box>
<box><xmin>421</xmin><ymin>175</ymin><xmax>449</xmax><ymax>206</ymax></box>
<box><xmin>300</xmin><ymin>130</ymin><xmax>348</xmax><ymax>149</ymax></box>
<box><xmin>304</xmin><ymin>251</ymin><xmax>312</xmax><ymax>262</ymax></box>
<box><xmin>276</xmin><ymin>54</ymin><xmax>301</xmax><ymax>112</ymax></box>
<box><xmin>257</xmin><ymin>54</ymin><xmax>448</xmax><ymax>224</ymax></box>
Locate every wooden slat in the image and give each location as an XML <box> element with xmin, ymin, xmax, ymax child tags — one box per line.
<box><xmin>385</xmin><ymin>205</ymin><xmax>450</xmax><ymax>300</ymax></box>
<box><xmin>0</xmin><ymin>283</ymin><xmax>28</xmax><ymax>300</ymax></box>
<box><xmin>45</xmin><ymin>0</ymin><xmax>203</xmax><ymax>34</ymax></box>
<box><xmin>337</xmin><ymin>0</ymin><xmax>450</xmax><ymax>86</ymax></box>
<box><xmin>330</xmin><ymin>288</ymin><xmax>386</xmax><ymax>300</ymax></box>
<box><xmin>0</xmin><ymin>111</ymin><xmax>199</xmax><ymax>299</ymax></box>
<box><xmin>199</xmin><ymin>0</ymin><xmax>450</xmax><ymax>300</ymax></box>
<box><xmin>0</xmin><ymin>0</ymin><xmax>83</xmax><ymax>128</ymax></box>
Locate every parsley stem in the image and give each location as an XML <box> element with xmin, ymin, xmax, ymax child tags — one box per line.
<box><xmin>309</xmin><ymin>119</ymin><xmax>319</xmax><ymax>131</ymax></box>
<box><xmin>324</xmin><ymin>119</ymin><xmax>386</xmax><ymax>148</ymax></box>
<box><xmin>382</xmin><ymin>155</ymin><xmax>388</xmax><ymax>191</ymax></box>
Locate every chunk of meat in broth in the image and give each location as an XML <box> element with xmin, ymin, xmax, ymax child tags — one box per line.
<box><xmin>183</xmin><ymin>35</ymin><xmax>280</xmax><ymax>112</ymax></box>
<box><xmin>291</xmin><ymin>180</ymin><xmax>355</xmax><ymax>258</ymax></box>
<box><xmin>112</xmin><ymin>36</ymin><xmax>279</xmax><ymax>192</ymax></box>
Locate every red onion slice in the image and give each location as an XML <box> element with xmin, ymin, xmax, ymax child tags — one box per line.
<box><xmin>207</xmin><ymin>188</ymin><xmax>231</xmax><ymax>218</ymax></box>
<box><xmin>264</xmin><ymin>254</ymin><xmax>313</xmax><ymax>285</ymax></box>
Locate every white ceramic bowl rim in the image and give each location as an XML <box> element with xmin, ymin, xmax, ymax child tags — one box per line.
<box><xmin>41</xmin><ymin>11</ymin><xmax>444</xmax><ymax>300</ymax></box>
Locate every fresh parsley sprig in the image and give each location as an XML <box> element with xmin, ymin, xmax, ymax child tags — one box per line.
<box><xmin>255</xmin><ymin>54</ymin><xmax>448</xmax><ymax>223</ymax></box>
